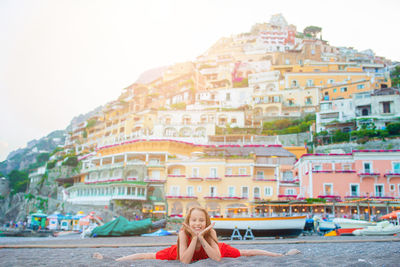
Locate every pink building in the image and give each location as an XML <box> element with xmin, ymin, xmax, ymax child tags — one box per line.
<box><xmin>294</xmin><ymin>150</ymin><xmax>400</xmax><ymax>201</ymax></box>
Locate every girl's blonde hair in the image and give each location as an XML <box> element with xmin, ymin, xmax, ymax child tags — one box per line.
<box><xmin>176</xmin><ymin>207</ymin><xmax>218</xmax><ymax>260</ymax></box>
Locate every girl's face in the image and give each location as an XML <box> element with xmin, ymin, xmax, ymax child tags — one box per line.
<box><xmin>189</xmin><ymin>209</ymin><xmax>207</xmax><ymax>233</ymax></box>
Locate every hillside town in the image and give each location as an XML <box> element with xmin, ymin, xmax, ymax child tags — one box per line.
<box><xmin>1</xmin><ymin>14</ymin><xmax>400</xmax><ymax>226</ymax></box>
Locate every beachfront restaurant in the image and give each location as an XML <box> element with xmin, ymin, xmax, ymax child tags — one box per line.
<box><xmin>252</xmin><ymin>199</ymin><xmax>400</xmax><ymax>219</ymax></box>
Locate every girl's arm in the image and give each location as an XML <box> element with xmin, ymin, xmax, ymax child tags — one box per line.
<box><xmin>198</xmin><ymin>224</ymin><xmax>221</xmax><ymax>262</ymax></box>
<box><xmin>178</xmin><ymin>229</ymin><xmax>198</xmax><ymax>264</ymax></box>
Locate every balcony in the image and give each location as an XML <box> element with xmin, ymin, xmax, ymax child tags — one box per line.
<box><xmin>204</xmin><ymin>195</ymin><xmax>221</xmax><ymax>200</ymax></box>
<box><xmin>317</xmin><ymin>192</ymin><xmax>341</xmax><ymax>200</ymax></box>
<box><xmin>111</xmin><ymin>195</ymin><xmax>146</xmax><ymax>201</ymax></box>
<box><xmin>280</xmin><ymin>179</ymin><xmax>300</xmax><ymax>184</ymax></box>
<box><xmin>85</xmin><ymin>178</ymin><xmax>124</xmax><ymax>184</ymax></box>
<box><xmin>165</xmin><ymin>195</ymin><xmax>198</xmax><ymax>200</ymax></box>
<box><xmin>126</xmin><ymin>160</ymin><xmax>145</xmax><ymax>166</ymax></box>
<box><xmin>253</xmin><ymin>176</ymin><xmax>277</xmax><ymax>181</ymax></box>
<box><xmin>186</xmin><ymin>177</ymin><xmax>204</xmax><ymax>181</ymax></box>
<box><xmin>205</xmin><ymin>177</ymin><xmax>222</xmax><ymax>181</ymax></box>
<box><xmin>126</xmin><ymin>177</ymin><xmax>138</xmax><ymax>181</ymax></box>
<box><xmin>312</xmin><ymin>170</ymin><xmax>334</xmax><ymax>173</ymax></box>
<box><xmin>357</xmin><ymin>172</ymin><xmax>380</xmax><ymax>182</ymax></box>
<box><xmin>384</xmin><ymin>170</ymin><xmax>400</xmax><ymax>183</ymax></box>
<box><xmin>278</xmin><ymin>194</ymin><xmax>298</xmax><ymax>198</ymax></box>
<box><xmin>344</xmin><ymin>191</ymin><xmax>364</xmax><ymax>199</ymax></box>
<box><xmin>335</xmin><ymin>169</ymin><xmax>356</xmax><ymax>173</ymax></box>
<box><xmin>220</xmin><ymin>196</ymin><xmax>247</xmax><ymax>200</ymax></box>
<box><xmin>144</xmin><ymin>178</ymin><xmax>166</xmax><ymax>183</ymax></box>
<box><xmin>167</xmin><ymin>174</ymin><xmax>186</xmax><ymax>178</ymax></box>
<box><xmin>225</xmin><ymin>174</ymin><xmax>251</xmax><ymax>178</ymax></box>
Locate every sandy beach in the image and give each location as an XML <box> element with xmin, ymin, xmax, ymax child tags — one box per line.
<box><xmin>1</xmin><ymin>235</ymin><xmax>400</xmax><ymax>267</ymax></box>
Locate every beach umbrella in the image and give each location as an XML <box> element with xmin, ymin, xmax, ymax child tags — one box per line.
<box><xmin>380</xmin><ymin>210</ymin><xmax>400</xmax><ymax>220</ymax></box>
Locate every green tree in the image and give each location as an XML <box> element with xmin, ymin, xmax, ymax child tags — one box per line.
<box><xmin>390</xmin><ymin>65</ymin><xmax>400</xmax><ymax>87</ymax></box>
<box><xmin>303</xmin><ymin>26</ymin><xmax>322</xmax><ymax>38</ymax></box>
<box><xmin>332</xmin><ymin>130</ymin><xmax>349</xmax><ymax>143</ymax></box>
<box><xmin>387</xmin><ymin>122</ymin><xmax>400</xmax><ymax>135</ymax></box>
<box><xmin>7</xmin><ymin>170</ymin><xmax>29</xmax><ymax>194</ymax></box>
<box><xmin>63</xmin><ymin>156</ymin><xmax>78</xmax><ymax>167</ymax></box>
<box><xmin>36</xmin><ymin>153</ymin><xmax>50</xmax><ymax>163</ymax></box>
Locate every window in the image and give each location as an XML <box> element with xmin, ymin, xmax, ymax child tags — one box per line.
<box><xmin>328</xmin><ymin>79</ymin><xmax>334</xmax><ymax>84</ymax></box>
<box><xmin>324</xmin><ymin>184</ymin><xmax>333</xmax><ymax>195</ymax></box>
<box><xmin>210</xmin><ymin>168</ymin><xmax>217</xmax><ymax>178</ymax></box>
<box><xmin>225</xmin><ymin>168</ymin><xmax>232</xmax><ymax>175</ymax></box>
<box><xmin>350</xmin><ymin>184</ymin><xmax>359</xmax><ymax>196</ymax></box>
<box><xmin>239</xmin><ymin>168</ymin><xmax>246</xmax><ymax>175</ymax></box>
<box><xmin>340</xmin><ymin>87</ymin><xmax>347</xmax><ymax>92</ymax></box>
<box><xmin>291</xmin><ymin>80</ymin><xmax>298</xmax><ymax>87</ymax></box>
<box><xmin>173</xmin><ymin>169</ymin><xmax>181</xmax><ymax>175</ymax></box>
<box><xmin>256</xmin><ymin>171</ymin><xmax>264</xmax><ymax>179</ymax></box>
<box><xmin>363</xmin><ymin>162</ymin><xmax>371</xmax><ymax>173</ymax></box>
<box><xmin>382</xmin><ymin>102</ymin><xmax>391</xmax><ymax>113</ymax></box>
<box><xmin>375</xmin><ymin>184</ymin><xmax>384</xmax><ymax>197</ymax></box>
<box><xmin>228</xmin><ymin>186</ymin><xmax>235</xmax><ymax>197</ymax></box>
<box><xmin>192</xmin><ymin>168</ymin><xmax>199</xmax><ymax>177</ymax></box>
<box><xmin>389</xmin><ymin>184</ymin><xmax>395</xmax><ymax>191</ymax></box>
<box><xmin>264</xmin><ymin>186</ymin><xmax>273</xmax><ymax>196</ymax></box>
<box><xmin>226</xmin><ymin>93</ymin><xmax>231</xmax><ymax>101</ymax></box>
<box><xmin>254</xmin><ymin>187</ymin><xmax>260</xmax><ymax>198</ymax></box>
<box><xmin>170</xmin><ymin>186</ymin><xmax>180</xmax><ymax>196</ymax></box>
<box><xmin>242</xmin><ymin>187</ymin><xmax>249</xmax><ymax>198</ymax></box>
<box><xmin>357</xmin><ymin>84</ymin><xmax>365</xmax><ymax>89</ymax></box>
<box><xmin>285</xmin><ymin>188</ymin><xmax>296</xmax><ymax>195</ymax></box>
<box><xmin>231</xmin><ymin>118</ymin><xmax>237</xmax><ymax>124</ymax></box>
<box><xmin>285</xmin><ymin>59</ymin><xmax>290</xmax><ymax>65</ymax></box>
<box><xmin>197</xmin><ymin>186</ymin><xmax>202</xmax><ymax>192</ymax></box>
<box><xmin>187</xmin><ymin>186</ymin><xmax>194</xmax><ymax>196</ymax></box>
<box><xmin>306</xmin><ymin>80</ymin><xmax>314</xmax><ymax>87</ymax></box>
<box><xmin>393</xmin><ymin>162</ymin><xmax>400</xmax><ymax>173</ymax></box>
<box><xmin>210</xmin><ymin>186</ymin><xmax>217</xmax><ymax>197</ymax></box>
<box><xmin>333</xmin><ymin>89</ymin><xmax>337</xmax><ymax>93</ymax></box>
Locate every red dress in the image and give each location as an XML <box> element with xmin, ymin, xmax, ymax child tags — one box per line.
<box><xmin>155</xmin><ymin>236</ymin><xmax>240</xmax><ymax>261</ymax></box>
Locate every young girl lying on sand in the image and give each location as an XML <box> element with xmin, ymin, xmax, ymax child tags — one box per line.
<box><xmin>93</xmin><ymin>207</ymin><xmax>300</xmax><ymax>264</ymax></box>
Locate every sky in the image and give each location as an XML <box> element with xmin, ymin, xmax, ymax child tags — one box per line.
<box><xmin>0</xmin><ymin>0</ymin><xmax>399</xmax><ymax>162</ymax></box>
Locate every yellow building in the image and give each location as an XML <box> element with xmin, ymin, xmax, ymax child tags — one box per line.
<box><xmin>273</xmin><ymin>61</ymin><xmax>391</xmax><ymax>101</ymax></box>
<box><xmin>165</xmin><ymin>144</ymin><xmax>298</xmax><ymax>217</ymax></box>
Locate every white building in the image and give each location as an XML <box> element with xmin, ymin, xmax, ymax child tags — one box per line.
<box><xmin>316</xmin><ymin>98</ymin><xmax>355</xmax><ymax>133</ymax></box>
<box><xmin>354</xmin><ymin>88</ymin><xmax>400</xmax><ymax>129</ymax></box>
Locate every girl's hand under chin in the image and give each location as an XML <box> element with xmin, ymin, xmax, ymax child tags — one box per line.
<box><xmin>198</xmin><ymin>222</ymin><xmax>215</xmax><ymax>238</ymax></box>
<box><xmin>182</xmin><ymin>222</ymin><xmax>198</xmax><ymax>238</ymax></box>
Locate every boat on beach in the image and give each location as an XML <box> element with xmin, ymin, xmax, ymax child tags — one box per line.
<box><xmin>211</xmin><ymin>216</ymin><xmax>306</xmax><ymax>238</ymax></box>
<box><xmin>352</xmin><ymin>221</ymin><xmax>400</xmax><ymax>236</ymax></box>
<box><xmin>0</xmin><ymin>229</ymin><xmax>54</xmax><ymax>237</ymax></box>
<box><xmin>315</xmin><ymin>217</ymin><xmax>376</xmax><ymax>235</ymax></box>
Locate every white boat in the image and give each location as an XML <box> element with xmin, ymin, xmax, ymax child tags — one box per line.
<box><xmin>211</xmin><ymin>216</ymin><xmax>306</xmax><ymax>238</ymax></box>
<box><xmin>352</xmin><ymin>221</ymin><xmax>400</xmax><ymax>236</ymax></box>
<box><xmin>316</xmin><ymin>217</ymin><xmax>376</xmax><ymax>231</ymax></box>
